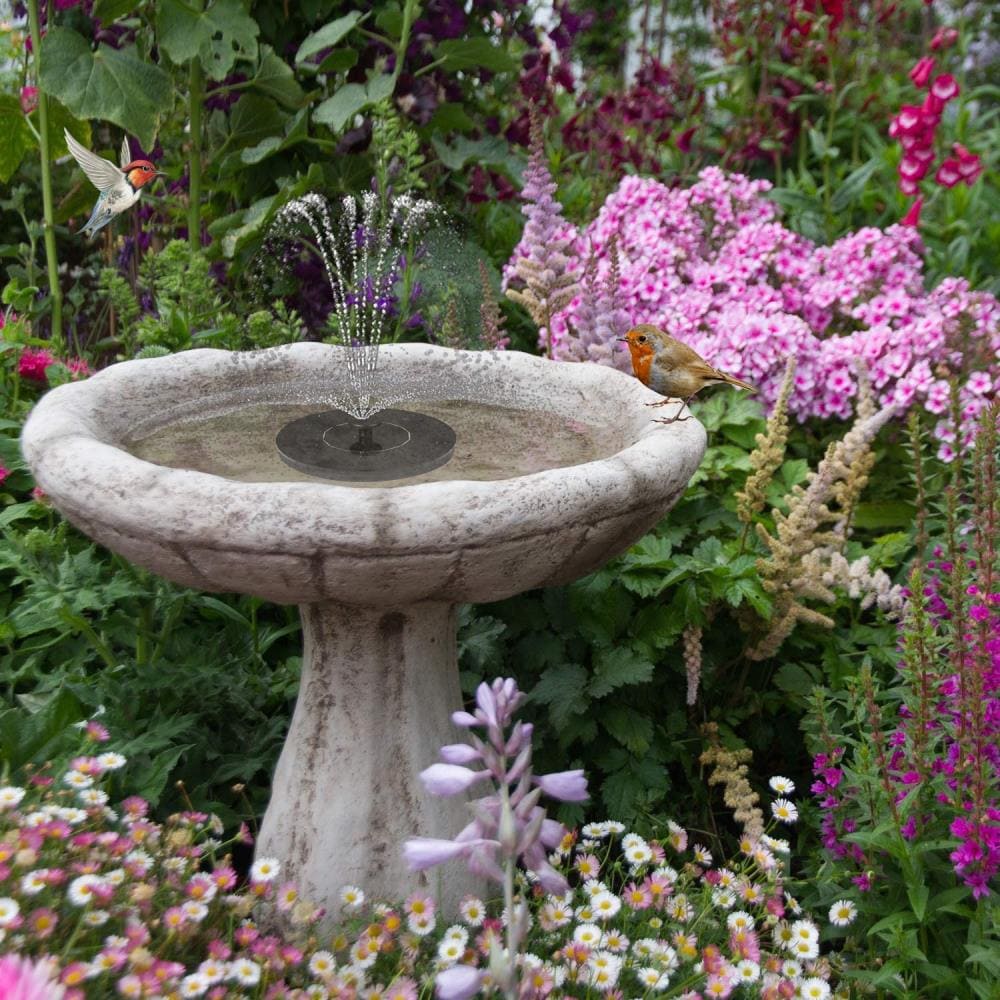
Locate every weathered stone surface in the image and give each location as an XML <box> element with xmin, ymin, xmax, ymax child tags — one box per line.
<box><xmin>20</xmin><ymin>344</ymin><xmax>706</xmax><ymax>913</ymax></box>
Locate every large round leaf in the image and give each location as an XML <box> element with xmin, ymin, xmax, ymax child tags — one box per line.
<box><xmin>39</xmin><ymin>27</ymin><xmax>172</xmax><ymax>149</ymax></box>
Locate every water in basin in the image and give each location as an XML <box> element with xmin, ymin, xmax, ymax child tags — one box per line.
<box><xmin>125</xmin><ymin>399</ymin><xmax>626</xmax><ymax>488</ymax></box>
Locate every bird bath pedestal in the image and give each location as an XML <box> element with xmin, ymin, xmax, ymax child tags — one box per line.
<box><xmin>21</xmin><ymin>343</ymin><xmax>706</xmax><ymax>914</ymax></box>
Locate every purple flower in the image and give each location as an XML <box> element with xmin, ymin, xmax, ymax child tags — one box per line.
<box><xmin>434</xmin><ymin>965</ymin><xmax>485</xmax><ymax>1000</ymax></box>
<box><xmin>534</xmin><ymin>769</ymin><xmax>588</xmax><ymax>802</ymax></box>
<box><xmin>419</xmin><ymin>763</ymin><xmax>490</xmax><ymax>796</ymax></box>
<box><xmin>403</xmin><ymin>837</ymin><xmax>497</xmax><ymax>871</ymax></box>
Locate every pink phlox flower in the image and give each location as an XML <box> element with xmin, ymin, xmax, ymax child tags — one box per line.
<box><xmin>18</xmin><ymin>349</ymin><xmax>56</xmax><ymax>382</ymax></box>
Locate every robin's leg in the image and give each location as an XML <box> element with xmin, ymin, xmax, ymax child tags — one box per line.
<box><xmin>653</xmin><ymin>397</ymin><xmax>692</xmax><ymax>424</ymax></box>
<box><xmin>645</xmin><ymin>398</ymin><xmax>673</xmax><ymax>407</ymax></box>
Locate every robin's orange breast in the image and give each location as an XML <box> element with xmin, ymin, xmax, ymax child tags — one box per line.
<box><xmin>628</xmin><ymin>347</ymin><xmax>654</xmax><ymax>386</ymax></box>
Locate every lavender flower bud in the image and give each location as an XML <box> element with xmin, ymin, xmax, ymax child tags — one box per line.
<box><xmin>438</xmin><ymin>743</ymin><xmax>482</xmax><ymax>765</ymax></box>
<box><xmin>420</xmin><ymin>763</ymin><xmax>490</xmax><ymax>796</ymax></box>
<box><xmin>452</xmin><ymin>711</ymin><xmax>478</xmax><ymax>728</ymax></box>
<box><xmin>435</xmin><ymin>964</ymin><xmax>485</xmax><ymax>1000</ymax></box>
<box><xmin>534</xmin><ymin>769</ymin><xmax>589</xmax><ymax>802</ymax></box>
<box><xmin>404</xmin><ymin>837</ymin><xmax>493</xmax><ymax>871</ymax></box>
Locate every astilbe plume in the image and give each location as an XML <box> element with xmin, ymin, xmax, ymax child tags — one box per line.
<box><xmin>477</xmin><ymin>260</ymin><xmax>509</xmax><ymax>350</ymax></box>
<box><xmin>404</xmin><ymin>678</ymin><xmax>587</xmax><ymax>1000</ymax></box>
<box><xmin>505</xmin><ymin>167</ymin><xmax>999</xmax><ymax>452</ymax></box>
<box><xmin>504</xmin><ymin>116</ymin><xmax>579</xmax><ymax>358</ymax></box>
<box><xmin>700</xmin><ymin>725</ymin><xmax>766</xmax><ymax>845</ymax></box>
<box><xmin>748</xmin><ymin>393</ymin><xmax>898</xmax><ymax>660</ymax></box>
<box><xmin>561</xmin><ymin>236</ymin><xmax>631</xmax><ymax>371</ymax></box>
<box><xmin>736</xmin><ymin>356</ymin><xmax>796</xmax><ymax>529</ymax></box>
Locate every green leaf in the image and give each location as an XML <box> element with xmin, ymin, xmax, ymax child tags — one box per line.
<box><xmin>853</xmin><ymin>501</ymin><xmax>917</xmax><ymax>530</ymax></box>
<box><xmin>314</xmin><ymin>75</ymin><xmax>395</xmax><ymax>132</ymax></box>
<box><xmin>433</xmin><ymin>37</ymin><xmax>518</xmax><ymax>73</ymax></box>
<box><xmin>532</xmin><ymin>663</ymin><xmax>590</xmax><ymax>730</ymax></box>
<box><xmin>0</xmin><ymin>94</ymin><xmax>32</xmax><ymax>183</ymax></box>
<box><xmin>250</xmin><ymin>47</ymin><xmax>305</xmax><ymax>108</ymax></box>
<box><xmin>296</xmin><ymin>12</ymin><xmax>365</xmax><ymax>63</ymax></box>
<box><xmin>39</xmin><ymin>28</ymin><xmax>172</xmax><ymax>148</ymax></box>
<box><xmin>431</xmin><ymin>134</ymin><xmax>525</xmax><ymax>181</ymax></box>
<box><xmin>589</xmin><ymin>647</ymin><xmax>655</xmax><ymax>699</ymax></box>
<box><xmin>156</xmin><ymin>0</ymin><xmax>259</xmax><ymax>80</ymax></box>
<box><xmin>45</xmin><ymin>98</ymin><xmax>91</xmax><ymax>160</ymax></box>
<box><xmin>130</xmin><ymin>743</ymin><xmax>195</xmax><ymax>804</ymax></box>
<box><xmin>601</xmin><ymin>706</ymin><xmax>653</xmax><ymax>753</ymax></box>
<box><xmin>906</xmin><ymin>881</ymin><xmax>929</xmax><ymax>923</ymax></box>
<box><xmin>831</xmin><ymin>157</ymin><xmax>880</xmax><ymax>212</ymax></box>
<box><xmin>227</xmin><ymin>95</ymin><xmax>285</xmax><ymax>148</ymax></box>
<box><xmin>93</xmin><ymin>0</ymin><xmax>141</xmax><ymax>21</ymax></box>
<box><xmin>457</xmin><ymin>612</ymin><xmax>507</xmax><ymax>673</ymax></box>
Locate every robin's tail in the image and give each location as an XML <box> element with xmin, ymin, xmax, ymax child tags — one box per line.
<box><xmin>713</xmin><ymin>369</ymin><xmax>757</xmax><ymax>393</ymax></box>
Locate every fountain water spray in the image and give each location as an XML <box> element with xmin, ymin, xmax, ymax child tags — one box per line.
<box><xmin>273</xmin><ymin>191</ymin><xmax>437</xmax><ymax>419</ymax></box>
<box><xmin>266</xmin><ymin>191</ymin><xmax>460</xmax><ymax>481</ymax></box>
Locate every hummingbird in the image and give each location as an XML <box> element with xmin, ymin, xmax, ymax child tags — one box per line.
<box><xmin>618</xmin><ymin>324</ymin><xmax>757</xmax><ymax>423</ymax></box>
<box><xmin>63</xmin><ymin>129</ymin><xmax>162</xmax><ymax>237</ymax></box>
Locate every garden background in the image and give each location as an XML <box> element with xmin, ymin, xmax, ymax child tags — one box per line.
<box><xmin>0</xmin><ymin>0</ymin><xmax>998</xmax><ymax>997</ymax></box>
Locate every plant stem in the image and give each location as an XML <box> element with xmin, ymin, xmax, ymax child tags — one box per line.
<box><xmin>27</xmin><ymin>0</ymin><xmax>62</xmax><ymax>342</ymax></box>
<box><xmin>187</xmin><ymin>29</ymin><xmax>204</xmax><ymax>251</ymax></box>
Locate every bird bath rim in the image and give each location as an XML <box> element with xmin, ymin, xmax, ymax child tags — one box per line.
<box><xmin>20</xmin><ymin>343</ymin><xmax>707</xmax><ymax>561</ymax></box>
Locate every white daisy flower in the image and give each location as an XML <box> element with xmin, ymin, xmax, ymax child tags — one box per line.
<box><xmin>828</xmin><ymin>899</ymin><xmax>858</xmax><ymax>927</ymax></box>
<box><xmin>762</xmin><ymin>834</ymin><xmax>790</xmax><ymax>854</ymax></box>
<box><xmin>103</xmin><ymin>868</ymin><xmax>126</xmax><ymax>886</ymax></box>
<box><xmin>78</xmin><ymin>788</ymin><xmax>109</xmax><ymax>807</ymax></box>
<box><xmin>97</xmin><ymin>752</ymin><xmax>127</xmax><ymax>771</ymax></box>
<box><xmin>726</xmin><ymin>910</ymin><xmax>755</xmax><ymax>931</ymax></box>
<box><xmin>63</xmin><ymin>770</ymin><xmax>93</xmax><ymax>789</ymax></box>
<box><xmin>582</xmin><ymin>822</ymin><xmax>609</xmax><ymax>838</ymax></box>
<box><xmin>573</xmin><ymin>923</ymin><xmax>602</xmax><ymax>947</ymax></box>
<box><xmin>621</xmin><ymin>832</ymin><xmax>645</xmax><ymax>849</ymax></box>
<box><xmin>791</xmin><ymin>938</ymin><xmax>820</xmax><ymax>960</ymax></box>
<box><xmin>624</xmin><ymin>842</ymin><xmax>653</xmax><ymax>866</ymax></box>
<box><xmin>800</xmin><ymin>977</ymin><xmax>831</xmax><ymax>998</ymax></box>
<box><xmin>249</xmin><ymin>857</ymin><xmax>281</xmax><ymax>883</ymax></box>
<box><xmin>601</xmin><ymin>930</ymin><xmax>629</xmax><ymax>953</ymax></box>
<box><xmin>56</xmin><ymin>807</ymin><xmax>88</xmax><ymax>825</ymax></box>
<box><xmin>67</xmin><ymin>874</ymin><xmax>105</xmax><ymax>906</ymax></box>
<box><xmin>635</xmin><ymin>967</ymin><xmax>670</xmax><ymax>991</ymax></box>
<box><xmin>791</xmin><ymin>918</ymin><xmax>819</xmax><ymax>943</ymax></box>
<box><xmin>82</xmin><ymin>909</ymin><xmax>109</xmax><ymax>926</ymax></box>
<box><xmin>180</xmin><ymin>973</ymin><xmax>209</xmax><ymax>997</ymax></box>
<box><xmin>436</xmin><ymin>937</ymin><xmax>465</xmax><ymax>965</ymax></box>
<box><xmin>734</xmin><ymin>959</ymin><xmax>760</xmax><ymax>982</ymax></box>
<box><xmin>771</xmin><ymin>798</ymin><xmax>798</xmax><ymax>823</ymax></box>
<box><xmin>229</xmin><ymin>958</ymin><xmax>261</xmax><ymax>986</ymax></box>
<box><xmin>780</xmin><ymin>959</ymin><xmax>802</xmax><ymax>979</ymax></box>
<box><xmin>592</xmin><ymin>891</ymin><xmax>622</xmax><ymax>921</ymax></box>
<box><xmin>692</xmin><ymin>844</ymin><xmax>712</xmax><ymax>865</ymax></box>
<box><xmin>407</xmin><ymin>911</ymin><xmax>436</xmax><ymax>936</ymax></box>
<box><xmin>182</xmin><ymin>901</ymin><xmax>209</xmax><ymax>922</ymax></box>
<box><xmin>711</xmin><ymin>888</ymin><xmax>737</xmax><ymax>910</ymax></box>
<box><xmin>196</xmin><ymin>959</ymin><xmax>226</xmax><ymax>984</ymax></box>
<box><xmin>0</xmin><ymin>787</ymin><xmax>26</xmax><ymax>809</ymax></box>
<box><xmin>605</xmin><ymin>821</ymin><xmax>625</xmax><ymax>834</ymax></box>
<box><xmin>340</xmin><ymin>885</ymin><xmax>365</xmax><ymax>910</ymax></box>
<box><xmin>308</xmin><ymin>951</ymin><xmax>336</xmax><ymax>978</ymax></box>
<box><xmin>0</xmin><ymin>898</ymin><xmax>20</xmax><ymax>926</ymax></box>
<box><xmin>21</xmin><ymin>870</ymin><xmax>49</xmax><ymax>895</ymax></box>
<box><xmin>768</xmin><ymin>776</ymin><xmax>795</xmax><ymax>795</ymax></box>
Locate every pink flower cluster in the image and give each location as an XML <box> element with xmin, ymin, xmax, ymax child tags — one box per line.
<box><xmin>16</xmin><ymin>350</ymin><xmax>91</xmax><ymax>384</ymax></box>
<box><xmin>504</xmin><ymin>166</ymin><xmax>999</xmax><ymax>455</ymax></box>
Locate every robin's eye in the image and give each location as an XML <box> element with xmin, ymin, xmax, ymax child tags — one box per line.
<box><xmin>638</xmin><ymin>335</ymin><xmax>647</xmax><ymax>343</ymax></box>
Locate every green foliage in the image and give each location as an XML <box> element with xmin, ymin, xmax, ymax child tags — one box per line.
<box><xmin>458</xmin><ymin>390</ymin><xmax>905</xmax><ymax>831</ymax></box>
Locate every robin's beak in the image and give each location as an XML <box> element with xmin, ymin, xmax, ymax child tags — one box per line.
<box><xmin>615</xmin><ymin>337</ymin><xmax>627</xmax><ymax>343</ymax></box>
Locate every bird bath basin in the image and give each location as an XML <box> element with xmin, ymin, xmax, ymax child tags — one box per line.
<box><xmin>20</xmin><ymin>342</ymin><xmax>706</xmax><ymax>913</ymax></box>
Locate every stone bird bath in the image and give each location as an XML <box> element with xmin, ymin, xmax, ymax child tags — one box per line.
<box><xmin>20</xmin><ymin>342</ymin><xmax>706</xmax><ymax>913</ymax></box>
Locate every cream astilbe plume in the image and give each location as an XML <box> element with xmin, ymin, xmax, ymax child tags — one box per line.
<box><xmin>736</xmin><ymin>356</ymin><xmax>796</xmax><ymax>528</ymax></box>
<box><xmin>747</xmin><ymin>399</ymin><xmax>898</xmax><ymax>660</ymax></box>
<box><xmin>700</xmin><ymin>725</ymin><xmax>765</xmax><ymax>844</ymax></box>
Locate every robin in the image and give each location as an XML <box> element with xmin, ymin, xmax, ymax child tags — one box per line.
<box><xmin>618</xmin><ymin>324</ymin><xmax>757</xmax><ymax>423</ymax></box>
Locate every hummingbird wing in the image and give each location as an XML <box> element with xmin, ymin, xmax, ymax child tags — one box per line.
<box><xmin>64</xmin><ymin>128</ymin><xmax>124</xmax><ymax>193</ymax></box>
<box><xmin>119</xmin><ymin>135</ymin><xmax>131</xmax><ymax>170</ymax></box>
